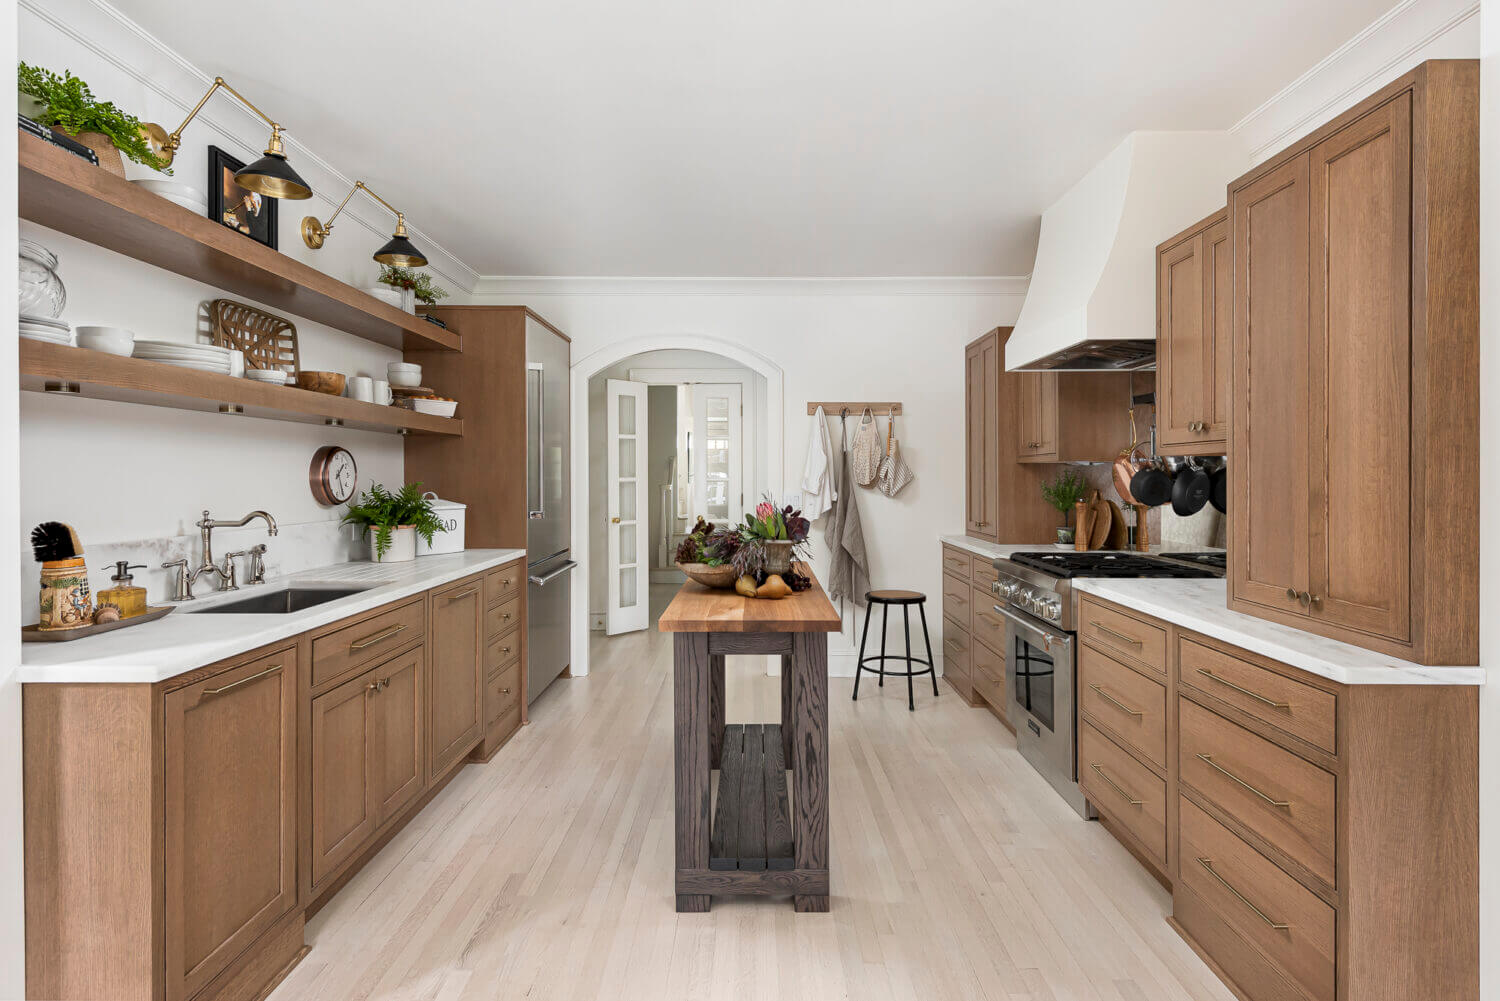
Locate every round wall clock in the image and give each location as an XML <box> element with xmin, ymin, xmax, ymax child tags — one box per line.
<box><xmin>310</xmin><ymin>446</ymin><xmax>358</xmax><ymax>506</ymax></box>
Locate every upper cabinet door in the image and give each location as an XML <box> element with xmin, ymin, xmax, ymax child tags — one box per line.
<box><xmin>163</xmin><ymin>648</ymin><xmax>298</xmax><ymax>1001</ymax></box>
<box><xmin>966</xmin><ymin>332</ymin><xmax>1000</xmax><ymax>539</ymax></box>
<box><xmin>1203</xmin><ymin>216</ymin><xmax>1231</xmax><ymax>440</ymax></box>
<box><xmin>1156</xmin><ymin>229</ymin><xmax>1206</xmax><ymax>451</ymax></box>
<box><xmin>1306</xmin><ymin>93</ymin><xmax>1412</xmax><ymax>642</ymax></box>
<box><xmin>1230</xmin><ymin>152</ymin><xmax>1312</xmax><ymax>614</ymax></box>
<box><xmin>1034</xmin><ymin>373</ymin><xmax>1059</xmax><ymax>458</ymax></box>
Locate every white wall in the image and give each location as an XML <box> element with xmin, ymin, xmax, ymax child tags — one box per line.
<box><xmin>1479</xmin><ymin>4</ymin><xmax>1498</xmax><ymax>997</ymax></box>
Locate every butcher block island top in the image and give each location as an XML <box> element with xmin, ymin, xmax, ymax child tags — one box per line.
<box><xmin>658</xmin><ymin>569</ymin><xmax>842</xmax><ymax>633</ymax></box>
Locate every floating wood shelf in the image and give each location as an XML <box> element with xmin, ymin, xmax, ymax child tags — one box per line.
<box><xmin>18</xmin><ymin>131</ymin><xmax>459</xmax><ymax>353</ymax></box>
<box><xmin>20</xmin><ymin>340</ymin><xmax>463</xmax><ymax>437</ymax></box>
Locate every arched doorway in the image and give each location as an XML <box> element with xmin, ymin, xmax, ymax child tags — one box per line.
<box><xmin>569</xmin><ymin>335</ymin><xmax>785</xmax><ymax>676</ymax></box>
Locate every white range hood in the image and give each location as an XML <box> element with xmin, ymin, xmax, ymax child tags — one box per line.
<box><xmin>1006</xmin><ymin>131</ymin><xmax>1247</xmax><ymax>372</ymax></box>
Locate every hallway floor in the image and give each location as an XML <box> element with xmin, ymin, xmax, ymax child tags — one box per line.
<box><xmin>271</xmin><ymin>613</ymin><xmax>1234</xmax><ymax>1001</ymax></box>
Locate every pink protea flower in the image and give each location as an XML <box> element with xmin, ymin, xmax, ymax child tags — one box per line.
<box><xmin>756</xmin><ymin>501</ymin><xmax>774</xmax><ymax>521</ymax></box>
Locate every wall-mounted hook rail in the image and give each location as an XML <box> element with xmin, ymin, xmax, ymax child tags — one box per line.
<box><xmin>806</xmin><ymin>401</ymin><xmax>903</xmax><ymax>416</ymax></box>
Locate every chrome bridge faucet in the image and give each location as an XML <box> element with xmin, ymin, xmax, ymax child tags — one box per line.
<box><xmin>163</xmin><ymin>509</ymin><xmax>278</xmax><ymax>600</ymax></box>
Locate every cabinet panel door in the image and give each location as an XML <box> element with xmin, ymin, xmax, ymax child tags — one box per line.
<box><xmin>311</xmin><ymin>668</ymin><xmax>377</xmax><ymax>888</ymax></box>
<box><xmin>1035</xmin><ymin>373</ymin><xmax>1059</xmax><ymax>457</ymax></box>
<box><xmin>965</xmin><ymin>333</ymin><xmax>1000</xmax><ymax>538</ymax></box>
<box><xmin>372</xmin><ymin>648</ymin><xmax>425</xmax><ymax>825</ymax></box>
<box><xmin>163</xmin><ymin>648</ymin><xmax>297</xmax><ymax>1001</ymax></box>
<box><xmin>1308</xmin><ymin>94</ymin><xmax>1412</xmax><ymax>641</ymax></box>
<box><xmin>429</xmin><ymin>578</ymin><xmax>484</xmax><ymax>777</ymax></box>
<box><xmin>1157</xmin><ymin>230</ymin><xmax>1206</xmax><ymax>450</ymax></box>
<box><xmin>1231</xmin><ymin>153</ymin><xmax>1311</xmax><ymax>613</ymax></box>
<box><xmin>1204</xmin><ymin>216</ymin><xmax>1232</xmax><ymax>439</ymax></box>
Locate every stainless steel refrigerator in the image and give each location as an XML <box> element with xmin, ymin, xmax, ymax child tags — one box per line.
<box><xmin>525</xmin><ymin>318</ymin><xmax>574</xmax><ymax>703</ymax></box>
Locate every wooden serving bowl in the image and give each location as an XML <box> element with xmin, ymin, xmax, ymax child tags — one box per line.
<box><xmin>676</xmin><ymin>562</ymin><xmax>738</xmax><ymax>589</ymax></box>
<box><xmin>295</xmin><ymin>371</ymin><xmax>346</xmax><ymax>396</ymax></box>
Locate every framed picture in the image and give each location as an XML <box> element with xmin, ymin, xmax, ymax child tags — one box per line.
<box><xmin>207</xmin><ymin>145</ymin><xmax>277</xmax><ymax>249</ymax></box>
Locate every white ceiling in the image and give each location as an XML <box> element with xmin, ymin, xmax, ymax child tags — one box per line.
<box><xmin>116</xmin><ymin>0</ymin><xmax>1390</xmax><ymax>277</ymax></box>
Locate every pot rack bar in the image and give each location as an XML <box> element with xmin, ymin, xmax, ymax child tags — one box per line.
<box><xmin>805</xmin><ymin>401</ymin><xmax>903</xmax><ymax>416</ymax></box>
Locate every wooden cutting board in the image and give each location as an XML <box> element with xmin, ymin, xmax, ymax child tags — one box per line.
<box><xmin>1087</xmin><ymin>495</ymin><xmax>1113</xmax><ymax>550</ymax></box>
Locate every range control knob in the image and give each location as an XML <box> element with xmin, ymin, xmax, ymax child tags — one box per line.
<box><xmin>1044</xmin><ymin>599</ymin><xmax>1062</xmax><ymax>620</ymax></box>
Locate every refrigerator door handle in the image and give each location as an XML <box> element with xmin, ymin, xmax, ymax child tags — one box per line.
<box><xmin>527</xmin><ymin>361</ymin><xmax>545</xmax><ymax>520</ymax></box>
<box><xmin>529</xmin><ymin>560</ymin><xmax>578</xmax><ymax>587</ymax></box>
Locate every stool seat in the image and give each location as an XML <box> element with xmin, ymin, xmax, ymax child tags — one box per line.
<box><xmin>854</xmin><ymin>590</ymin><xmax>938</xmax><ymax>710</ymax></box>
<box><xmin>865</xmin><ymin>589</ymin><xmax>925</xmax><ymax>604</ymax></box>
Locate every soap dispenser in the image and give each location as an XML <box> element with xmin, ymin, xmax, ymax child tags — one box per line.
<box><xmin>97</xmin><ymin>561</ymin><xmax>148</xmax><ymax>619</ymax></box>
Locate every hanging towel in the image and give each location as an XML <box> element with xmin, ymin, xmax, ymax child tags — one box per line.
<box><xmin>850</xmin><ymin>408</ymin><xmax>881</xmax><ymax>487</ymax></box>
<box><xmin>827</xmin><ymin>413</ymin><xmax>870</xmax><ymax>607</ymax></box>
<box><xmin>876</xmin><ymin>412</ymin><xmax>915</xmax><ymax>497</ymax></box>
<box><xmin>800</xmin><ymin>406</ymin><xmax>837</xmax><ymax>520</ymax></box>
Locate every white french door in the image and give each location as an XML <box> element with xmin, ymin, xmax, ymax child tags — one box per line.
<box><xmin>606</xmin><ymin>379</ymin><xmax>650</xmax><ymax>635</ymax></box>
<box><xmin>690</xmin><ymin>384</ymin><xmax>743</xmax><ymax>526</ymax></box>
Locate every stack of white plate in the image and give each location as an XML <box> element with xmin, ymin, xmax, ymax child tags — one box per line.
<box><xmin>133</xmin><ymin>340</ymin><xmax>238</xmax><ymax>375</ymax></box>
<box><xmin>131</xmin><ymin>178</ymin><xmax>208</xmax><ymax>215</ymax></box>
<box><xmin>19</xmin><ymin>314</ymin><xmax>72</xmax><ymax>345</ymax></box>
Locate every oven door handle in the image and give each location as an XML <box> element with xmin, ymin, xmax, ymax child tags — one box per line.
<box><xmin>992</xmin><ymin>604</ymin><xmax>1072</xmax><ymax>647</ymax></box>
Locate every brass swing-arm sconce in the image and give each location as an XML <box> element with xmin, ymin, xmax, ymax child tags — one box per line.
<box><xmin>301</xmin><ymin>182</ymin><xmax>429</xmax><ymax>267</ymax></box>
<box><xmin>144</xmin><ymin>77</ymin><xmax>312</xmax><ymax>200</ymax></box>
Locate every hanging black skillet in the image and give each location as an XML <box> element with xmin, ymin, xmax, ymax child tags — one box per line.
<box><xmin>1129</xmin><ymin>458</ymin><xmax>1173</xmax><ymax>508</ymax></box>
<box><xmin>1209</xmin><ymin>461</ymin><xmax>1228</xmax><ymax>514</ymax></box>
<box><xmin>1171</xmin><ymin>458</ymin><xmax>1211</xmax><ymax>516</ymax></box>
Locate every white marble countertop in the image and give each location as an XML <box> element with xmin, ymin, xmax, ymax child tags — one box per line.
<box><xmin>21</xmin><ymin>549</ymin><xmax>526</xmax><ymax>684</ymax></box>
<box><xmin>1071</xmin><ymin>578</ymin><xmax>1483</xmax><ymax>686</ymax></box>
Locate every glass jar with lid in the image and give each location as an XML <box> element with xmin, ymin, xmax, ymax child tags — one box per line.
<box><xmin>19</xmin><ymin>239</ymin><xmax>66</xmax><ymax>318</ymax></box>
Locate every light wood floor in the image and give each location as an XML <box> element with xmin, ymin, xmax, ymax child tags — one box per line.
<box><xmin>273</xmin><ymin>594</ymin><xmax>1235</xmax><ymax>1001</ymax></box>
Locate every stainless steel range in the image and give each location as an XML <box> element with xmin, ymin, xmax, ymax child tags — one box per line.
<box><xmin>991</xmin><ymin>551</ymin><xmax>1221</xmax><ymax>816</ymax></box>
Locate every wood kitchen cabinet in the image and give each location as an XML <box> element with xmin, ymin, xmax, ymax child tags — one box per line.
<box><xmin>1228</xmin><ymin>60</ymin><xmax>1478</xmax><ymax>664</ymax></box>
<box><xmin>163</xmin><ymin>649</ymin><xmax>298</xmax><ymax>1001</ymax></box>
<box><xmin>428</xmin><ymin>575</ymin><xmax>485</xmax><ymax>779</ymax></box>
<box><xmin>963</xmin><ymin>327</ymin><xmax>1058</xmax><ymax>543</ymax></box>
<box><xmin>1015</xmin><ymin>370</ymin><xmax>1136</xmax><ymax>464</ymax></box>
<box><xmin>1156</xmin><ymin>208</ymin><xmax>1229</xmax><ymax>455</ymax></box>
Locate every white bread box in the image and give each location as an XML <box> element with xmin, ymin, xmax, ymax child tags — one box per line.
<box><xmin>417</xmin><ymin>492</ymin><xmax>467</xmax><ymax>556</ymax></box>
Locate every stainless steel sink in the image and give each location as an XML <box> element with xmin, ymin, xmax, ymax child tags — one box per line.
<box><xmin>188</xmin><ymin>587</ymin><xmax>369</xmax><ymax>614</ymax></box>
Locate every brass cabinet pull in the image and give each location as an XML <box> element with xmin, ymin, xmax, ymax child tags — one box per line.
<box><xmin>1088</xmin><ymin>763</ymin><xmax>1143</xmax><ymax>805</ymax></box>
<box><xmin>943</xmin><ymin>637</ymin><xmax>963</xmax><ymax>651</ymax></box>
<box><xmin>1088</xmin><ymin>684</ymin><xmax>1144</xmax><ymax>717</ymax></box>
<box><xmin>1195</xmin><ymin>753</ymin><xmax>1291</xmax><ymax>808</ymax></box>
<box><xmin>447</xmin><ymin>587</ymin><xmax>479</xmax><ymax>600</ymax></box>
<box><xmin>350</xmin><ymin>622</ymin><xmax>408</xmax><ymax>651</ymax></box>
<box><xmin>203</xmin><ymin>663</ymin><xmax>281</xmax><ymax>696</ymax></box>
<box><xmin>1195</xmin><ymin>858</ymin><xmax>1289</xmax><ymax>930</ymax></box>
<box><xmin>1285</xmin><ymin>588</ymin><xmax>1318</xmax><ymax>607</ymax></box>
<box><xmin>500</xmin><ymin>687</ymin><xmax>511</xmax><ymax>695</ymax></box>
<box><xmin>366</xmin><ymin>677</ymin><xmax>389</xmax><ymax>693</ymax></box>
<box><xmin>1195</xmin><ymin>668</ymin><xmax>1290</xmax><ymax>709</ymax></box>
<box><xmin>500</xmin><ymin>646</ymin><xmax>513</xmax><ymax>655</ymax></box>
<box><xmin>1092</xmin><ymin>622</ymin><xmax>1142</xmax><ymax>648</ymax></box>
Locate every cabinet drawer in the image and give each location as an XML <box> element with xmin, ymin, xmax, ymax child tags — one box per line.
<box><xmin>484</xmin><ymin>563</ymin><xmax>523</xmax><ymax>607</ymax></box>
<box><xmin>311</xmin><ymin>598</ymin><xmax>425</xmax><ymax>689</ymax></box>
<box><xmin>1079</xmin><ymin>644</ymin><xmax>1167</xmax><ymax>769</ymax></box>
<box><xmin>1078</xmin><ymin>597</ymin><xmax>1166</xmax><ymax>674</ymax></box>
<box><xmin>1079</xmin><ymin>720</ymin><xmax>1167</xmax><ymax>865</ymax></box>
<box><xmin>941</xmin><ymin>575</ymin><xmax>972</xmax><ymax>625</ymax></box>
<box><xmin>486</xmin><ymin>661</ymin><xmax>522</xmax><ymax>726</ymax></box>
<box><xmin>971</xmin><ymin>595</ymin><xmax>1006</xmax><ymax>652</ymax></box>
<box><xmin>971</xmin><ymin>559</ymin><xmax>999</xmax><ymax>590</ymax></box>
<box><xmin>971</xmin><ymin>638</ymin><xmax>1006</xmax><ymax>709</ymax></box>
<box><xmin>484</xmin><ymin>595</ymin><xmax>521</xmax><ymax>640</ymax></box>
<box><xmin>1178</xmin><ymin>637</ymin><xmax>1336</xmax><ymax>754</ymax></box>
<box><xmin>485</xmin><ymin>628</ymin><xmax>521</xmax><ymax>679</ymax></box>
<box><xmin>1179</xmin><ymin>698</ymin><xmax>1336</xmax><ymax>887</ymax></box>
<box><xmin>486</xmin><ymin>697</ymin><xmax>523</xmax><ymax>747</ymax></box>
<box><xmin>941</xmin><ymin>545</ymin><xmax>972</xmax><ymax>579</ymax></box>
<box><xmin>1179</xmin><ymin>798</ymin><xmax>1335</xmax><ymax>1001</ymax></box>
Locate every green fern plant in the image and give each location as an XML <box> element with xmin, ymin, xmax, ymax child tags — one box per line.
<box><xmin>18</xmin><ymin>62</ymin><xmax>171</xmax><ymax>172</ymax></box>
<box><xmin>341</xmin><ymin>482</ymin><xmax>446</xmax><ymax>559</ymax></box>
<box><xmin>1041</xmin><ymin>468</ymin><xmax>1088</xmax><ymax>525</ymax></box>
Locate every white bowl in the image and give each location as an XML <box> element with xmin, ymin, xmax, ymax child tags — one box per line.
<box><xmin>76</xmin><ymin>327</ymin><xmax>135</xmax><ymax>356</ymax></box>
<box><xmin>74</xmin><ymin>325</ymin><xmax>135</xmax><ymax>341</ymax></box>
<box><xmin>132</xmin><ymin>178</ymin><xmax>204</xmax><ymax>200</ymax></box>
<box><xmin>411</xmin><ymin>398</ymin><xmax>458</xmax><ymax>418</ymax></box>
<box><xmin>246</xmin><ymin>368</ymin><xmax>290</xmax><ymax>384</ymax></box>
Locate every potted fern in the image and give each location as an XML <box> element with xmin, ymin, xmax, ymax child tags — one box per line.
<box><xmin>341</xmin><ymin>483</ymin><xmax>446</xmax><ymax>563</ymax></box>
<box><xmin>1041</xmin><ymin>468</ymin><xmax>1087</xmax><ymax>546</ymax></box>
<box><xmin>18</xmin><ymin>62</ymin><xmax>170</xmax><ymax>178</ymax></box>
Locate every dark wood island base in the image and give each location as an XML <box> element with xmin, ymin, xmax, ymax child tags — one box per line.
<box><xmin>660</xmin><ymin>572</ymin><xmax>841</xmax><ymax>913</ymax></box>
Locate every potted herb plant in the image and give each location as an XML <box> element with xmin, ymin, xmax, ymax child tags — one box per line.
<box><xmin>741</xmin><ymin>497</ymin><xmax>811</xmax><ymax>575</ymax></box>
<box><xmin>341</xmin><ymin>482</ymin><xmax>446</xmax><ymax>563</ymax></box>
<box><xmin>377</xmin><ymin>265</ymin><xmax>449</xmax><ymax>314</ymax></box>
<box><xmin>1041</xmin><ymin>468</ymin><xmax>1087</xmax><ymax>545</ymax></box>
<box><xmin>18</xmin><ymin>62</ymin><xmax>170</xmax><ymax>178</ymax></box>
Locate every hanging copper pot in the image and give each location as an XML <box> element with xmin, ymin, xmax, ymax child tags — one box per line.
<box><xmin>1112</xmin><ymin>408</ymin><xmax>1149</xmax><ymax>504</ymax></box>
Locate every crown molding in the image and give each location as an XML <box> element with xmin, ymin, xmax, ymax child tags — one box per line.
<box><xmin>19</xmin><ymin>0</ymin><xmax>482</xmax><ymax>292</ymax></box>
<box><xmin>1230</xmin><ymin>0</ymin><xmax>1479</xmax><ymax>162</ymax></box>
<box><xmin>467</xmin><ymin>275</ymin><xmax>1031</xmax><ymax>298</ymax></box>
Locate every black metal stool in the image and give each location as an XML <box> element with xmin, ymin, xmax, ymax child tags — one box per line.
<box><xmin>853</xmin><ymin>590</ymin><xmax>938</xmax><ymax>711</ymax></box>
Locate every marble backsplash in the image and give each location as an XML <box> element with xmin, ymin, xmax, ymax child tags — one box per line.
<box><xmin>1073</xmin><ymin>462</ymin><xmax>1227</xmax><ymax>549</ymax></box>
<box><xmin>20</xmin><ymin>518</ymin><xmax>367</xmax><ymax>622</ymax></box>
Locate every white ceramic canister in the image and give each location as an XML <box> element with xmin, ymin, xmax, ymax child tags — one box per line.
<box><xmin>416</xmin><ymin>492</ymin><xmax>466</xmax><ymax>556</ymax></box>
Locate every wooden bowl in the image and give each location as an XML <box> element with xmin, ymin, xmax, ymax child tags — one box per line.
<box><xmin>295</xmin><ymin>371</ymin><xmax>346</xmax><ymax>396</ymax></box>
<box><xmin>676</xmin><ymin>562</ymin><xmax>738</xmax><ymax>589</ymax></box>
